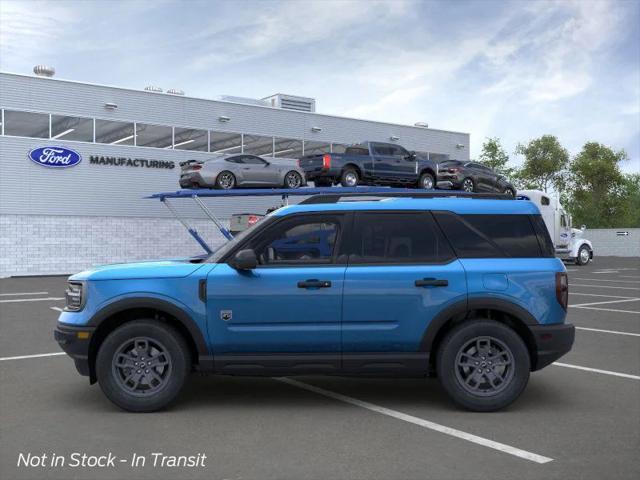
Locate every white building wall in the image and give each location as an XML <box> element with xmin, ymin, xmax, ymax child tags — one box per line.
<box><xmin>0</xmin><ymin>215</ymin><xmax>230</xmax><ymax>277</ymax></box>
<box><xmin>586</xmin><ymin>228</ymin><xmax>640</xmax><ymax>258</ymax></box>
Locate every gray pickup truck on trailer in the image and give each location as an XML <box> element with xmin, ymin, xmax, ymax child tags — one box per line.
<box><xmin>298</xmin><ymin>141</ymin><xmax>440</xmax><ymax>189</ymax></box>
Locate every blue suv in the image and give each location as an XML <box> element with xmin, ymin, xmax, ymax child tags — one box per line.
<box><xmin>55</xmin><ymin>192</ymin><xmax>574</xmax><ymax>412</ymax></box>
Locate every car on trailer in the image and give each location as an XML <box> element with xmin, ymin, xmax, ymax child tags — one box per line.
<box><xmin>437</xmin><ymin>160</ymin><xmax>516</xmax><ymax>196</ymax></box>
<box><xmin>179</xmin><ymin>154</ymin><xmax>306</xmax><ymax>190</ymax></box>
<box><xmin>54</xmin><ymin>187</ymin><xmax>574</xmax><ymax>413</ymax></box>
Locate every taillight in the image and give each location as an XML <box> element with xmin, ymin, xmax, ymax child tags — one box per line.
<box><xmin>247</xmin><ymin>215</ymin><xmax>259</xmax><ymax>226</ymax></box>
<box><xmin>322</xmin><ymin>154</ymin><xmax>331</xmax><ymax>169</ymax></box>
<box><xmin>448</xmin><ymin>167</ymin><xmax>459</xmax><ymax>173</ymax></box>
<box><xmin>556</xmin><ymin>272</ymin><xmax>568</xmax><ymax>310</ymax></box>
<box><xmin>297</xmin><ymin>159</ymin><xmax>301</xmax><ymax>167</ymax></box>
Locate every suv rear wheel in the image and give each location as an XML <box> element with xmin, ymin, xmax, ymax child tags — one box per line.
<box><xmin>96</xmin><ymin>320</ymin><xmax>191</xmax><ymax>412</ymax></box>
<box><xmin>418</xmin><ymin>172</ymin><xmax>435</xmax><ymax>189</ymax></box>
<box><xmin>436</xmin><ymin>319</ymin><xmax>530</xmax><ymax>412</ymax></box>
<box><xmin>461</xmin><ymin>178</ymin><xmax>475</xmax><ymax>192</ymax></box>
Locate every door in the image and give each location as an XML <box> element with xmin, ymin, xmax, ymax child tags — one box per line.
<box><xmin>370</xmin><ymin>143</ymin><xmax>414</xmax><ymax>183</ymax></box>
<box><xmin>237</xmin><ymin>155</ymin><xmax>273</xmax><ymax>185</ymax></box>
<box><xmin>467</xmin><ymin>163</ymin><xmax>491</xmax><ymax>191</ymax></box>
<box><xmin>207</xmin><ymin>213</ymin><xmax>347</xmax><ymax>371</ymax></box>
<box><xmin>341</xmin><ymin>212</ymin><xmax>467</xmax><ymax>370</ymax></box>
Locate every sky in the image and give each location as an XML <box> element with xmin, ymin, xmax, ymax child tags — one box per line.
<box><xmin>1</xmin><ymin>0</ymin><xmax>638</xmax><ymax>172</ymax></box>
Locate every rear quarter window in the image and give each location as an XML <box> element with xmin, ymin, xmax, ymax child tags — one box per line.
<box><xmin>434</xmin><ymin>213</ymin><xmax>543</xmax><ymax>258</ymax></box>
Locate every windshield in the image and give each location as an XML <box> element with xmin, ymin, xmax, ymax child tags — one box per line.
<box><xmin>207</xmin><ymin>216</ymin><xmax>276</xmax><ymax>263</ymax></box>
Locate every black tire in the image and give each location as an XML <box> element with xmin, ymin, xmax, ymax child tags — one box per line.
<box><xmin>96</xmin><ymin>320</ymin><xmax>191</xmax><ymax>412</ymax></box>
<box><xmin>418</xmin><ymin>172</ymin><xmax>435</xmax><ymax>189</ymax></box>
<box><xmin>436</xmin><ymin>319</ymin><xmax>530</xmax><ymax>412</ymax></box>
<box><xmin>215</xmin><ymin>171</ymin><xmax>236</xmax><ymax>190</ymax></box>
<box><xmin>340</xmin><ymin>168</ymin><xmax>359</xmax><ymax>187</ymax></box>
<box><xmin>284</xmin><ymin>171</ymin><xmax>303</xmax><ymax>189</ymax></box>
<box><xmin>576</xmin><ymin>245</ymin><xmax>591</xmax><ymax>266</ymax></box>
<box><xmin>504</xmin><ymin>187</ymin><xmax>515</xmax><ymax>197</ymax></box>
<box><xmin>314</xmin><ymin>178</ymin><xmax>333</xmax><ymax>187</ymax></box>
<box><xmin>461</xmin><ymin>177</ymin><xmax>475</xmax><ymax>192</ymax></box>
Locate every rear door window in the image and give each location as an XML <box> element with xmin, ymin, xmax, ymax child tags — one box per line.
<box><xmin>348</xmin><ymin>212</ymin><xmax>454</xmax><ymax>264</ymax></box>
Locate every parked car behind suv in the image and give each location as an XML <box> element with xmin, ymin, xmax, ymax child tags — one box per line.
<box><xmin>179</xmin><ymin>154</ymin><xmax>306</xmax><ymax>189</ymax></box>
<box><xmin>55</xmin><ymin>193</ymin><xmax>573</xmax><ymax>413</ymax></box>
<box><xmin>298</xmin><ymin>141</ymin><xmax>439</xmax><ymax>189</ymax></box>
<box><xmin>438</xmin><ymin>160</ymin><xmax>516</xmax><ymax>196</ymax></box>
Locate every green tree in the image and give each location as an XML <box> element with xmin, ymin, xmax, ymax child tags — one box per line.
<box><xmin>515</xmin><ymin>135</ymin><xmax>569</xmax><ymax>192</ymax></box>
<box><xmin>567</xmin><ymin>142</ymin><xmax>630</xmax><ymax>228</ymax></box>
<box><xmin>618</xmin><ymin>174</ymin><xmax>640</xmax><ymax>227</ymax></box>
<box><xmin>479</xmin><ymin>137</ymin><xmax>514</xmax><ymax>176</ymax></box>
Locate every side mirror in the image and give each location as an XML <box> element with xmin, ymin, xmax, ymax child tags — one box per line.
<box><xmin>230</xmin><ymin>249</ymin><xmax>258</xmax><ymax>270</ymax></box>
<box><xmin>581</xmin><ymin>225</ymin><xmax>586</xmax><ymax>231</ymax></box>
<box><xmin>406</xmin><ymin>151</ymin><xmax>416</xmax><ymax>160</ymax></box>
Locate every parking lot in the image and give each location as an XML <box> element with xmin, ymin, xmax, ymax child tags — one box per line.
<box><xmin>1</xmin><ymin>257</ymin><xmax>638</xmax><ymax>480</ymax></box>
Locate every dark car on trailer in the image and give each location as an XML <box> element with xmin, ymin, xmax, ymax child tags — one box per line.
<box><xmin>437</xmin><ymin>160</ymin><xmax>516</xmax><ymax>196</ymax></box>
<box><xmin>298</xmin><ymin>141</ymin><xmax>439</xmax><ymax>189</ymax></box>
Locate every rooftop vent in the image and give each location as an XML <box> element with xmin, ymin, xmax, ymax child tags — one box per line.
<box><xmin>262</xmin><ymin>94</ymin><xmax>316</xmax><ymax>113</ymax></box>
<box><xmin>414</xmin><ymin>122</ymin><xmax>429</xmax><ymax>128</ymax></box>
<box><xmin>144</xmin><ymin>85</ymin><xmax>163</xmax><ymax>93</ymax></box>
<box><xmin>33</xmin><ymin>65</ymin><xmax>55</xmax><ymax>77</ymax></box>
<box><xmin>167</xmin><ymin>88</ymin><xmax>185</xmax><ymax>96</ymax></box>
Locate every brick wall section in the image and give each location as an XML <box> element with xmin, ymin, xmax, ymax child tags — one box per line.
<box><xmin>585</xmin><ymin>228</ymin><xmax>640</xmax><ymax>258</ymax></box>
<box><xmin>0</xmin><ymin>214</ymin><xmax>229</xmax><ymax>277</ymax></box>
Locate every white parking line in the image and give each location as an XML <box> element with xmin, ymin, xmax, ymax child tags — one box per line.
<box><xmin>570</xmin><ymin>284</ymin><xmax>640</xmax><ymax>291</ymax></box>
<box><xmin>572</xmin><ymin>306</ymin><xmax>640</xmax><ymax>314</ymax></box>
<box><xmin>0</xmin><ymin>297</ymin><xmax>64</xmax><ymax>303</ymax></box>
<box><xmin>50</xmin><ymin>307</ymin><xmax>63</xmax><ymax>312</ymax></box>
<box><xmin>570</xmin><ymin>292</ymin><xmax>637</xmax><ymax>299</ymax></box>
<box><xmin>571</xmin><ymin>278</ymin><xmax>640</xmax><ymax>284</ymax></box>
<box><xmin>570</xmin><ymin>298</ymin><xmax>640</xmax><ymax>307</ymax></box>
<box><xmin>0</xmin><ymin>291</ymin><xmax>48</xmax><ymax>296</ymax></box>
<box><xmin>276</xmin><ymin>377</ymin><xmax>553</xmax><ymax>464</ymax></box>
<box><xmin>0</xmin><ymin>352</ymin><xmax>65</xmax><ymax>361</ymax></box>
<box><xmin>575</xmin><ymin>327</ymin><xmax>640</xmax><ymax>337</ymax></box>
<box><xmin>618</xmin><ymin>275</ymin><xmax>640</xmax><ymax>279</ymax></box>
<box><xmin>553</xmin><ymin>363</ymin><xmax>640</xmax><ymax>380</ymax></box>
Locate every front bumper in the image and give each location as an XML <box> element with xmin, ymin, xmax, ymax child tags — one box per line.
<box><xmin>530</xmin><ymin>323</ymin><xmax>575</xmax><ymax>371</ymax></box>
<box><xmin>54</xmin><ymin>323</ymin><xmax>95</xmax><ymax>377</ymax></box>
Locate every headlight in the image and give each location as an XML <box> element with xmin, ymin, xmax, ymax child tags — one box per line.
<box><xmin>65</xmin><ymin>282</ymin><xmax>85</xmax><ymax>311</ymax></box>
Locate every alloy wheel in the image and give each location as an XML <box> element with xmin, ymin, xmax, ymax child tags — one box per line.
<box><xmin>218</xmin><ymin>172</ymin><xmax>235</xmax><ymax>189</ymax></box>
<box><xmin>112</xmin><ymin>336</ymin><xmax>172</xmax><ymax>397</ymax></box>
<box><xmin>462</xmin><ymin>179</ymin><xmax>474</xmax><ymax>192</ymax></box>
<box><xmin>344</xmin><ymin>172</ymin><xmax>358</xmax><ymax>187</ymax></box>
<box><xmin>422</xmin><ymin>175</ymin><xmax>434</xmax><ymax>189</ymax></box>
<box><xmin>454</xmin><ymin>336</ymin><xmax>515</xmax><ymax>396</ymax></box>
<box><xmin>286</xmin><ymin>172</ymin><xmax>302</xmax><ymax>189</ymax></box>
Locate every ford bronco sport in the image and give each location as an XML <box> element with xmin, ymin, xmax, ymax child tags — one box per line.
<box><xmin>55</xmin><ymin>191</ymin><xmax>574</xmax><ymax>412</ymax></box>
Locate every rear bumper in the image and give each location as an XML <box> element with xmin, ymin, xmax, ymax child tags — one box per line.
<box><xmin>303</xmin><ymin>167</ymin><xmax>340</xmax><ymax>181</ymax></box>
<box><xmin>179</xmin><ymin>172</ymin><xmax>207</xmax><ymax>188</ymax></box>
<box><xmin>530</xmin><ymin>323</ymin><xmax>575</xmax><ymax>371</ymax></box>
<box><xmin>54</xmin><ymin>323</ymin><xmax>95</xmax><ymax>377</ymax></box>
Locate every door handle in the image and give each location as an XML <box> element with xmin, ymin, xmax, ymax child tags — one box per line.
<box><xmin>415</xmin><ymin>278</ymin><xmax>448</xmax><ymax>287</ymax></box>
<box><xmin>297</xmin><ymin>279</ymin><xmax>332</xmax><ymax>289</ymax></box>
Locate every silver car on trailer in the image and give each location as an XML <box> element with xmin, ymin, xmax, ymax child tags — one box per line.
<box><xmin>179</xmin><ymin>154</ymin><xmax>307</xmax><ymax>189</ymax></box>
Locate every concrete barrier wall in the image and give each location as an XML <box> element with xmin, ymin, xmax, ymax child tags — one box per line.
<box><xmin>586</xmin><ymin>228</ymin><xmax>640</xmax><ymax>257</ymax></box>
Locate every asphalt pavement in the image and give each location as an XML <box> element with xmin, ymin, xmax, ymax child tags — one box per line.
<box><xmin>1</xmin><ymin>257</ymin><xmax>639</xmax><ymax>480</ymax></box>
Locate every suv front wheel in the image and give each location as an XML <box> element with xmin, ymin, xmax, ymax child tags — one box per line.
<box><xmin>436</xmin><ymin>319</ymin><xmax>530</xmax><ymax>412</ymax></box>
<box><xmin>96</xmin><ymin>320</ymin><xmax>191</xmax><ymax>412</ymax></box>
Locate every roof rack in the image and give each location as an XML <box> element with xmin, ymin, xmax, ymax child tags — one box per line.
<box><xmin>299</xmin><ymin>191</ymin><xmax>511</xmax><ymax>204</ymax></box>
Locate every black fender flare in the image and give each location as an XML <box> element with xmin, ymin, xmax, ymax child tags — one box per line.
<box><xmin>88</xmin><ymin>297</ymin><xmax>210</xmax><ymax>360</ymax></box>
<box><xmin>420</xmin><ymin>297</ymin><xmax>538</xmax><ymax>353</ymax></box>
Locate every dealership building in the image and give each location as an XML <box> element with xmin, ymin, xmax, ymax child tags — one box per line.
<box><xmin>0</xmin><ymin>69</ymin><xmax>470</xmax><ymax>276</ymax></box>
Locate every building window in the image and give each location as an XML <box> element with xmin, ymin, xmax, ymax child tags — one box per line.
<box><xmin>210</xmin><ymin>131</ymin><xmax>242</xmax><ymax>154</ymax></box>
<box><xmin>243</xmin><ymin>134</ymin><xmax>273</xmax><ymax>156</ymax></box>
<box><xmin>95</xmin><ymin>119</ymin><xmax>135</xmax><ymax>145</ymax></box>
<box><xmin>331</xmin><ymin>143</ymin><xmax>349</xmax><ymax>154</ymax></box>
<box><xmin>173</xmin><ymin>127</ymin><xmax>208</xmax><ymax>151</ymax></box>
<box><xmin>273</xmin><ymin>137</ymin><xmax>303</xmax><ymax>158</ymax></box>
<box><xmin>135</xmin><ymin>123</ymin><xmax>173</xmax><ymax>149</ymax></box>
<box><xmin>51</xmin><ymin>114</ymin><xmax>94</xmax><ymax>142</ymax></box>
<box><xmin>3</xmin><ymin>110</ymin><xmax>49</xmax><ymax>138</ymax></box>
<box><xmin>303</xmin><ymin>140</ymin><xmax>331</xmax><ymax>156</ymax></box>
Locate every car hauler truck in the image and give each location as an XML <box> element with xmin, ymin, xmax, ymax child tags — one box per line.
<box><xmin>518</xmin><ymin>190</ymin><xmax>593</xmax><ymax>265</ymax></box>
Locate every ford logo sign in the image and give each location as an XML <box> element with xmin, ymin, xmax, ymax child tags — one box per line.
<box><xmin>28</xmin><ymin>146</ymin><xmax>82</xmax><ymax>168</ymax></box>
